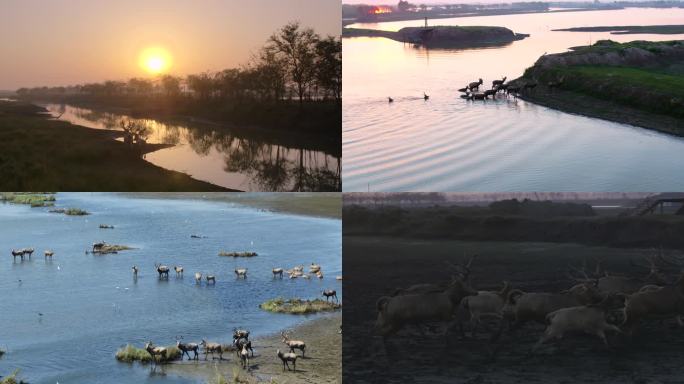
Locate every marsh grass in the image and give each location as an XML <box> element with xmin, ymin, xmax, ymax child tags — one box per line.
<box><xmin>115</xmin><ymin>344</ymin><xmax>180</xmax><ymax>364</ymax></box>
<box><xmin>0</xmin><ymin>192</ymin><xmax>55</xmax><ymax>207</ymax></box>
<box><xmin>49</xmin><ymin>207</ymin><xmax>90</xmax><ymax>216</ymax></box>
<box><xmin>90</xmin><ymin>244</ymin><xmax>134</xmax><ymax>254</ymax></box>
<box><xmin>218</xmin><ymin>251</ymin><xmax>258</xmax><ymax>257</ymax></box>
<box><xmin>0</xmin><ymin>370</ymin><xmax>26</xmax><ymax>384</ymax></box>
<box><xmin>260</xmin><ymin>298</ymin><xmax>341</xmax><ymax>314</ymax></box>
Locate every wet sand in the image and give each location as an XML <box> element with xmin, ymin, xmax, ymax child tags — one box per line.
<box><xmin>165</xmin><ymin>313</ymin><xmax>341</xmax><ymax>383</ymax></box>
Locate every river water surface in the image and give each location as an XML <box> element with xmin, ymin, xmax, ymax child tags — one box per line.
<box><xmin>0</xmin><ymin>193</ymin><xmax>341</xmax><ymax>384</ymax></box>
<box><xmin>42</xmin><ymin>104</ymin><xmax>341</xmax><ymax>192</ymax></box>
<box><xmin>343</xmin><ymin>8</ymin><xmax>684</xmax><ymax>191</ymax></box>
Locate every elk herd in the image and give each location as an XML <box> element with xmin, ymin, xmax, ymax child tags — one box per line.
<box><xmin>386</xmin><ymin>75</ymin><xmax>544</xmax><ymax>104</ymax></box>
<box><xmin>144</xmin><ymin>328</ymin><xmax>309</xmax><ymax>372</ymax></box>
<box><xmin>9</xmin><ymin>243</ymin><xmax>338</xmax><ymax>374</ymax></box>
<box><xmin>457</xmin><ymin>75</ymin><xmax>538</xmax><ymax>101</ymax></box>
<box><xmin>375</xmin><ymin>251</ymin><xmax>684</xmax><ymax>355</ymax></box>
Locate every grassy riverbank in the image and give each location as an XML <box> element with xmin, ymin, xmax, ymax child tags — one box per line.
<box><xmin>554</xmin><ymin>25</ymin><xmax>684</xmax><ymax>34</ymax></box>
<box><xmin>0</xmin><ymin>192</ymin><xmax>55</xmax><ymax>207</ymax></box>
<box><xmin>514</xmin><ymin>40</ymin><xmax>684</xmax><ymax>135</ymax></box>
<box><xmin>0</xmin><ymin>101</ymin><xmax>228</xmax><ymax>191</ymax></box>
<box><xmin>124</xmin><ymin>192</ymin><xmax>342</xmax><ymax>219</ymax></box>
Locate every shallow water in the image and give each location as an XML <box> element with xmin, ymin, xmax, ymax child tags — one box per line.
<box><xmin>343</xmin><ymin>8</ymin><xmax>684</xmax><ymax>191</ymax></box>
<box><xmin>0</xmin><ymin>193</ymin><xmax>341</xmax><ymax>384</ymax></box>
<box><xmin>41</xmin><ymin>104</ymin><xmax>341</xmax><ymax>192</ymax></box>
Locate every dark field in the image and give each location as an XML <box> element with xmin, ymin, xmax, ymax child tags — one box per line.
<box><xmin>343</xmin><ymin>237</ymin><xmax>684</xmax><ymax>384</ymax></box>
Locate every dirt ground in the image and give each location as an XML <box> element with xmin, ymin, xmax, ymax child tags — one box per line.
<box><xmin>343</xmin><ymin>236</ymin><xmax>684</xmax><ymax>384</ymax></box>
<box><xmin>165</xmin><ymin>313</ymin><xmax>341</xmax><ymax>383</ymax></box>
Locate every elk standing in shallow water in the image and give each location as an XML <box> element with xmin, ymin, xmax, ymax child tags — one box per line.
<box><xmin>144</xmin><ymin>342</ymin><xmax>167</xmax><ymax>363</ymax></box>
<box><xmin>44</xmin><ymin>250</ymin><xmax>54</xmax><ymax>258</ymax></box>
<box><xmin>176</xmin><ymin>338</ymin><xmax>199</xmax><ymax>360</ymax></box>
<box><xmin>205</xmin><ymin>274</ymin><xmax>216</xmax><ymax>284</ymax></box>
<box><xmin>468</xmin><ymin>78</ymin><xmax>483</xmax><ymax>91</ymax></box>
<box><xmin>323</xmin><ymin>289</ymin><xmax>338</xmax><ymax>303</ymax></box>
<box><xmin>11</xmin><ymin>249</ymin><xmax>24</xmax><ymax>261</ymax></box>
<box><xmin>199</xmin><ymin>339</ymin><xmax>223</xmax><ymax>360</ymax></box>
<box><xmin>155</xmin><ymin>263</ymin><xmax>170</xmax><ymax>279</ymax></box>
<box><xmin>194</xmin><ymin>272</ymin><xmax>202</xmax><ymax>284</ymax></box>
<box><xmin>272</xmin><ymin>268</ymin><xmax>284</xmax><ymax>278</ymax></box>
<box><xmin>174</xmin><ymin>266</ymin><xmax>183</xmax><ymax>277</ymax></box>
<box><xmin>235</xmin><ymin>268</ymin><xmax>248</xmax><ymax>279</ymax></box>
<box><xmin>131</xmin><ymin>266</ymin><xmax>138</xmax><ymax>278</ymax></box>
<box><xmin>492</xmin><ymin>76</ymin><xmax>507</xmax><ymax>88</ymax></box>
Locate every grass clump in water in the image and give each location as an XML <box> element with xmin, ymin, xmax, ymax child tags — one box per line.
<box><xmin>49</xmin><ymin>207</ymin><xmax>89</xmax><ymax>215</ymax></box>
<box><xmin>115</xmin><ymin>344</ymin><xmax>180</xmax><ymax>363</ymax></box>
<box><xmin>260</xmin><ymin>297</ymin><xmax>341</xmax><ymax>314</ymax></box>
<box><xmin>0</xmin><ymin>370</ymin><xmax>28</xmax><ymax>384</ymax></box>
<box><xmin>0</xmin><ymin>192</ymin><xmax>55</xmax><ymax>207</ymax></box>
<box><xmin>218</xmin><ymin>251</ymin><xmax>258</xmax><ymax>257</ymax></box>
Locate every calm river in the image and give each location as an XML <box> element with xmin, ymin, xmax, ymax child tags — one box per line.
<box><xmin>343</xmin><ymin>8</ymin><xmax>684</xmax><ymax>191</ymax></box>
<box><xmin>0</xmin><ymin>193</ymin><xmax>341</xmax><ymax>384</ymax></box>
<box><xmin>42</xmin><ymin>104</ymin><xmax>341</xmax><ymax>192</ymax></box>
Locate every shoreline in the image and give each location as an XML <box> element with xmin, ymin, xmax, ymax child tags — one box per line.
<box><xmin>31</xmin><ymin>98</ymin><xmax>341</xmax><ymax>158</ymax></box>
<box><xmin>164</xmin><ymin>313</ymin><xmax>341</xmax><ymax>384</ymax></box>
<box><xmin>0</xmin><ymin>101</ymin><xmax>229</xmax><ymax>191</ymax></box>
<box><xmin>120</xmin><ymin>192</ymin><xmax>342</xmax><ymax>220</ymax></box>
<box><xmin>518</xmin><ymin>87</ymin><xmax>684</xmax><ymax>137</ymax></box>
<box><xmin>343</xmin><ymin>7</ymin><xmax>615</xmax><ymax>27</ymax></box>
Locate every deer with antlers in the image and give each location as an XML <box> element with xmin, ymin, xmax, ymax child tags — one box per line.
<box><xmin>281</xmin><ymin>332</ymin><xmax>306</xmax><ymax>357</ymax></box>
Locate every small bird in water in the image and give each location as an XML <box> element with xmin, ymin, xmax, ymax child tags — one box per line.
<box><xmin>388</xmin><ymin>97</ymin><xmax>394</xmax><ymax>103</ymax></box>
<box><xmin>423</xmin><ymin>93</ymin><xmax>429</xmax><ymax>100</ymax></box>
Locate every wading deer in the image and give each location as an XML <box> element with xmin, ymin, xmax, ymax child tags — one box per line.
<box><xmin>323</xmin><ymin>289</ymin><xmax>338</xmax><ymax>303</ymax></box>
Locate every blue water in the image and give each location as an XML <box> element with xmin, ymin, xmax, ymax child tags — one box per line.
<box><xmin>0</xmin><ymin>193</ymin><xmax>341</xmax><ymax>384</ymax></box>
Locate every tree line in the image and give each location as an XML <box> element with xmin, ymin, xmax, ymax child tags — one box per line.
<box><xmin>17</xmin><ymin>22</ymin><xmax>341</xmax><ymax>106</ymax></box>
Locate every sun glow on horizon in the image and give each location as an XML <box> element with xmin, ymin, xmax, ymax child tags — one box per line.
<box><xmin>139</xmin><ymin>47</ymin><xmax>172</xmax><ymax>75</ymax></box>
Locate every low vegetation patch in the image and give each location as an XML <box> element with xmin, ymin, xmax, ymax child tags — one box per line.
<box><xmin>99</xmin><ymin>224</ymin><xmax>115</xmax><ymax>229</ymax></box>
<box><xmin>0</xmin><ymin>370</ymin><xmax>27</xmax><ymax>384</ymax></box>
<box><xmin>0</xmin><ymin>192</ymin><xmax>55</xmax><ymax>207</ymax></box>
<box><xmin>515</xmin><ymin>40</ymin><xmax>684</xmax><ymax>134</ymax></box>
<box><xmin>49</xmin><ymin>207</ymin><xmax>90</xmax><ymax>215</ymax></box>
<box><xmin>260</xmin><ymin>297</ymin><xmax>341</xmax><ymax>314</ymax></box>
<box><xmin>115</xmin><ymin>344</ymin><xmax>180</xmax><ymax>363</ymax></box>
<box><xmin>218</xmin><ymin>251</ymin><xmax>258</xmax><ymax>257</ymax></box>
<box><xmin>91</xmin><ymin>244</ymin><xmax>133</xmax><ymax>254</ymax></box>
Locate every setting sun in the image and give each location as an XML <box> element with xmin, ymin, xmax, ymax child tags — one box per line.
<box><xmin>139</xmin><ymin>47</ymin><xmax>171</xmax><ymax>74</ymax></box>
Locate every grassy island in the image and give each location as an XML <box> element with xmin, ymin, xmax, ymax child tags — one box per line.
<box><xmin>343</xmin><ymin>25</ymin><xmax>528</xmax><ymax>48</ymax></box>
<box><xmin>511</xmin><ymin>40</ymin><xmax>684</xmax><ymax>135</ymax></box>
<box><xmin>260</xmin><ymin>297</ymin><xmax>341</xmax><ymax>314</ymax></box>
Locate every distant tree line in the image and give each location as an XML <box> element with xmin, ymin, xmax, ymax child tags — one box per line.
<box><xmin>16</xmin><ymin>23</ymin><xmax>341</xmax><ymax>134</ymax></box>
